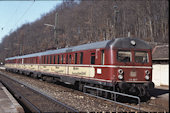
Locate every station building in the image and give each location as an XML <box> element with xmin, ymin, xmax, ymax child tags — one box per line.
<box><xmin>152</xmin><ymin>45</ymin><xmax>169</xmax><ymax>86</ymax></box>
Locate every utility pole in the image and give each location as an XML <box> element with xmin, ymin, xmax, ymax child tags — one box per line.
<box><xmin>14</xmin><ymin>43</ymin><xmax>22</xmax><ymax>55</ymax></box>
<box><xmin>44</xmin><ymin>12</ymin><xmax>59</xmax><ymax>48</ymax></box>
<box><xmin>113</xmin><ymin>5</ymin><xmax>119</xmax><ymax>38</ymax></box>
<box><xmin>54</xmin><ymin>12</ymin><xmax>58</xmax><ymax>45</ymax></box>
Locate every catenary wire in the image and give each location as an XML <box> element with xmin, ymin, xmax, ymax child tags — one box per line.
<box><xmin>14</xmin><ymin>1</ymin><xmax>35</xmax><ymax>27</ymax></box>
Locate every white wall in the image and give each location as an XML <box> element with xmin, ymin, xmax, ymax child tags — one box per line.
<box><xmin>152</xmin><ymin>64</ymin><xmax>169</xmax><ymax>86</ymax></box>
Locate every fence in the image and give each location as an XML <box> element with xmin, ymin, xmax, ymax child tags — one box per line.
<box><xmin>83</xmin><ymin>85</ymin><xmax>140</xmax><ymax>112</ymax></box>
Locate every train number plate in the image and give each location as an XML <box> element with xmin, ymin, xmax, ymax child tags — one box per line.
<box><xmin>130</xmin><ymin>71</ymin><xmax>136</xmax><ymax>77</ymax></box>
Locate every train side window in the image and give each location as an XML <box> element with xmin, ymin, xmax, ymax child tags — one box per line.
<box><xmin>101</xmin><ymin>50</ymin><xmax>105</xmax><ymax>65</ymax></box>
<box><xmin>50</xmin><ymin>56</ymin><xmax>52</xmax><ymax>64</ymax></box>
<box><xmin>58</xmin><ymin>55</ymin><xmax>60</xmax><ymax>64</ymax></box>
<box><xmin>117</xmin><ymin>50</ymin><xmax>132</xmax><ymax>62</ymax></box>
<box><xmin>91</xmin><ymin>53</ymin><xmax>95</xmax><ymax>64</ymax></box>
<box><xmin>75</xmin><ymin>53</ymin><xmax>77</xmax><ymax>64</ymax></box>
<box><xmin>66</xmin><ymin>54</ymin><xmax>68</xmax><ymax>64</ymax></box>
<box><xmin>80</xmin><ymin>52</ymin><xmax>83</xmax><ymax>64</ymax></box>
<box><xmin>69</xmin><ymin>54</ymin><xmax>71</xmax><ymax>64</ymax></box>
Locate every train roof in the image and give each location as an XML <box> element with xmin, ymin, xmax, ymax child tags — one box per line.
<box><xmin>5</xmin><ymin>37</ymin><xmax>151</xmax><ymax>60</ymax></box>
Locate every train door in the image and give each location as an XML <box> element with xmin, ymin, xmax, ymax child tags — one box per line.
<box><xmin>90</xmin><ymin>51</ymin><xmax>96</xmax><ymax>65</ymax></box>
<box><xmin>69</xmin><ymin>54</ymin><xmax>72</xmax><ymax>64</ymax></box>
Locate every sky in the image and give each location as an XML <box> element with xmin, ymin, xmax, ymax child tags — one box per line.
<box><xmin>0</xmin><ymin>1</ymin><xmax>62</xmax><ymax>43</ymax></box>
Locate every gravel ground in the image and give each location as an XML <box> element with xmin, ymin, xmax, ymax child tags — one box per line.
<box><xmin>0</xmin><ymin>71</ymin><xmax>136</xmax><ymax>112</ymax></box>
<box><xmin>0</xmin><ymin>70</ymin><xmax>169</xmax><ymax>112</ymax></box>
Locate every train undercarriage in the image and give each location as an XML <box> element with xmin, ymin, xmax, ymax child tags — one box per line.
<box><xmin>6</xmin><ymin>68</ymin><xmax>154</xmax><ymax>102</ymax></box>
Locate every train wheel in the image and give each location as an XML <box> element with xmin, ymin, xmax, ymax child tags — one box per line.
<box><xmin>32</xmin><ymin>73</ymin><xmax>38</xmax><ymax>79</ymax></box>
<box><xmin>78</xmin><ymin>82</ymin><xmax>84</xmax><ymax>91</ymax></box>
<box><xmin>136</xmin><ymin>86</ymin><xmax>150</xmax><ymax>102</ymax></box>
<box><xmin>74</xmin><ymin>82</ymin><xmax>79</xmax><ymax>90</ymax></box>
<box><xmin>41</xmin><ymin>76</ymin><xmax>47</xmax><ymax>81</ymax></box>
<box><xmin>45</xmin><ymin>77</ymin><xmax>53</xmax><ymax>83</ymax></box>
<box><xmin>140</xmin><ymin>90</ymin><xmax>151</xmax><ymax>102</ymax></box>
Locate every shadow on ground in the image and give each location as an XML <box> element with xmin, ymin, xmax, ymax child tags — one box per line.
<box><xmin>149</xmin><ymin>88</ymin><xmax>169</xmax><ymax>97</ymax></box>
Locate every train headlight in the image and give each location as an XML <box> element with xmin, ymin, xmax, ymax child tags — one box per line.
<box><xmin>145</xmin><ymin>75</ymin><xmax>150</xmax><ymax>80</ymax></box>
<box><xmin>145</xmin><ymin>70</ymin><xmax>150</xmax><ymax>75</ymax></box>
<box><xmin>118</xmin><ymin>69</ymin><xmax>124</xmax><ymax>74</ymax></box>
<box><xmin>130</xmin><ymin>40</ymin><xmax>136</xmax><ymax>46</ymax></box>
<box><xmin>118</xmin><ymin>75</ymin><xmax>123</xmax><ymax>80</ymax></box>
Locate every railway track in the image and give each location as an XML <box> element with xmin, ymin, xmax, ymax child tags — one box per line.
<box><xmin>0</xmin><ymin>70</ymin><xmax>168</xmax><ymax>112</ymax></box>
<box><xmin>0</xmin><ymin>72</ymin><xmax>78</xmax><ymax>112</ymax></box>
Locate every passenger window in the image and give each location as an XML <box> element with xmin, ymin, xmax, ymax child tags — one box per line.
<box><xmin>69</xmin><ymin>55</ymin><xmax>71</xmax><ymax>64</ymax></box>
<box><xmin>75</xmin><ymin>53</ymin><xmax>77</xmax><ymax>64</ymax></box>
<box><xmin>50</xmin><ymin>56</ymin><xmax>52</xmax><ymax>64</ymax></box>
<box><xmin>91</xmin><ymin>53</ymin><xmax>95</xmax><ymax>64</ymax></box>
<box><xmin>80</xmin><ymin>52</ymin><xmax>83</xmax><ymax>64</ymax></box>
<box><xmin>117</xmin><ymin>50</ymin><xmax>132</xmax><ymax>62</ymax></box>
<box><xmin>101</xmin><ymin>50</ymin><xmax>105</xmax><ymax>65</ymax></box>
<box><xmin>66</xmin><ymin>55</ymin><xmax>68</xmax><ymax>64</ymax></box>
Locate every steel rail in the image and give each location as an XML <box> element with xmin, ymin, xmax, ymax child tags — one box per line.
<box><xmin>0</xmin><ymin>72</ymin><xmax>78</xmax><ymax>112</ymax></box>
<box><xmin>0</xmin><ymin>80</ymin><xmax>41</xmax><ymax>113</ymax></box>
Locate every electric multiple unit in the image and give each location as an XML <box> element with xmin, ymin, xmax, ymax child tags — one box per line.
<box><xmin>5</xmin><ymin>37</ymin><xmax>154</xmax><ymax>98</ymax></box>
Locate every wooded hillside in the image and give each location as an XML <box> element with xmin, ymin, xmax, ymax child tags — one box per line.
<box><xmin>0</xmin><ymin>0</ymin><xmax>169</xmax><ymax>63</ymax></box>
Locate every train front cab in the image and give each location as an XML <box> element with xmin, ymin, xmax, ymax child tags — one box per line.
<box><xmin>107</xmin><ymin>38</ymin><xmax>155</xmax><ymax>98</ymax></box>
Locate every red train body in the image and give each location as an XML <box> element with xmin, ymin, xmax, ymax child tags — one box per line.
<box><xmin>5</xmin><ymin>37</ymin><xmax>154</xmax><ymax>98</ymax></box>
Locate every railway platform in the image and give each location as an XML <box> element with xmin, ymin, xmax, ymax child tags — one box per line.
<box><xmin>0</xmin><ymin>82</ymin><xmax>24</xmax><ymax>113</ymax></box>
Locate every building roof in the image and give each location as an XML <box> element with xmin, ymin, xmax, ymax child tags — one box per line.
<box><xmin>152</xmin><ymin>45</ymin><xmax>169</xmax><ymax>60</ymax></box>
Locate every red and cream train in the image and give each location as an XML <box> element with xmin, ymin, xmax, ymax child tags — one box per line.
<box><xmin>5</xmin><ymin>37</ymin><xmax>154</xmax><ymax>98</ymax></box>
